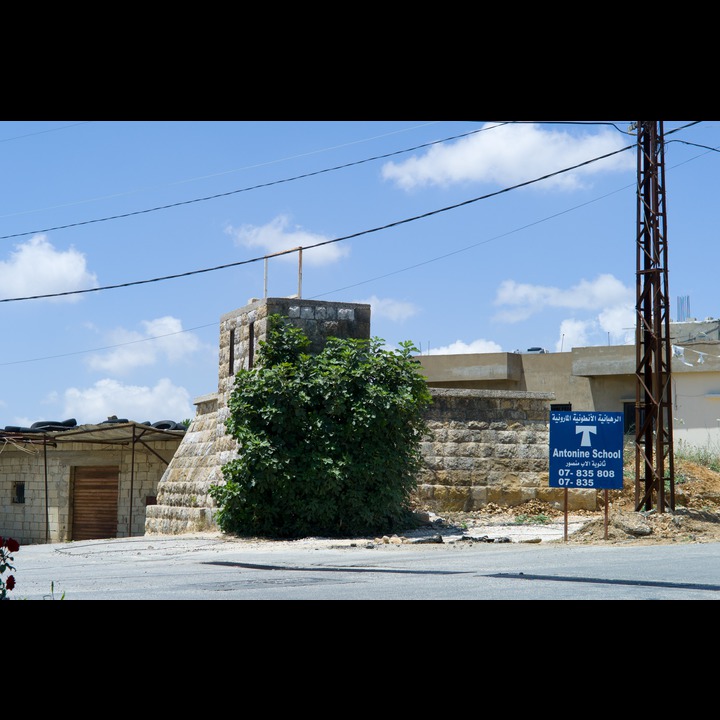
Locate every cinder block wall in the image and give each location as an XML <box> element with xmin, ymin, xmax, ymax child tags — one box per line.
<box><xmin>1</xmin><ymin>441</ymin><xmax>177</xmax><ymax>546</ymax></box>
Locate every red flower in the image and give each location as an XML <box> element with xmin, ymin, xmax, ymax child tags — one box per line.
<box><xmin>5</xmin><ymin>538</ymin><xmax>19</xmax><ymax>553</ymax></box>
<box><xmin>5</xmin><ymin>576</ymin><xmax>15</xmax><ymax>591</ymax></box>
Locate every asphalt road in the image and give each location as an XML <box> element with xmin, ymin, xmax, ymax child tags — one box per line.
<box><xmin>8</xmin><ymin>532</ymin><xmax>720</xmax><ymax>600</ymax></box>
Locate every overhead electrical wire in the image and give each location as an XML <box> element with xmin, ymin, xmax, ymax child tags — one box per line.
<box><xmin>0</xmin><ymin>123</ymin><xmax>506</xmax><ymax>241</ymax></box>
<box><xmin>0</xmin><ymin>142</ymin><xmax>634</xmax><ymax>304</ymax></box>
<box><xmin>2</xmin><ymin>120</ymin><xmax>696</xmax><ymax>243</ymax></box>
<box><xmin>0</xmin><ymin>121</ymin><xmax>93</xmax><ymax>145</ymax></box>
<box><xmin>0</xmin><ymin>121</ymin><xmax>707</xmax><ymax>368</ymax></box>
<box><xmin>0</xmin><ymin>322</ymin><xmax>218</xmax><ymax>366</ymax></box>
<box><xmin>0</xmin><ymin>178</ymin><xmax>636</xmax><ymax>367</ymax></box>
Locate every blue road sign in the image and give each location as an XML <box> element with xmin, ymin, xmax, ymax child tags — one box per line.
<box><xmin>549</xmin><ymin>411</ymin><xmax>624</xmax><ymax>490</ymax></box>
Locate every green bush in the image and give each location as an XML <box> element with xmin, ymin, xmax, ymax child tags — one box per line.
<box><xmin>209</xmin><ymin>314</ymin><xmax>433</xmax><ymax>538</ymax></box>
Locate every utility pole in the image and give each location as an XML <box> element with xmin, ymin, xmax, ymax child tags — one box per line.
<box><xmin>634</xmin><ymin>120</ymin><xmax>675</xmax><ymax>512</ymax></box>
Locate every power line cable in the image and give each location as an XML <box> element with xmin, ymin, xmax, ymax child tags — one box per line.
<box><xmin>0</xmin><ymin>121</ymin><xmax>446</xmax><ymax>221</ymax></box>
<box><xmin>0</xmin><ymin>123</ymin><xmax>504</xmax><ymax>241</ymax></box>
<box><xmin>0</xmin><ymin>121</ymin><xmax>93</xmax><ymax>144</ymax></box>
<box><xmin>311</xmin><ymin>181</ymin><xmax>635</xmax><ymax>298</ymax></box>
<box><xmin>668</xmin><ymin>140</ymin><xmax>720</xmax><ymax>153</ymax></box>
<box><xmin>1</xmin><ymin>121</ymin><xmax>698</xmax><ymax>242</ymax></box>
<box><xmin>0</xmin><ymin>184</ymin><xmax>633</xmax><ymax>365</ymax></box>
<box><xmin>0</xmin><ymin>322</ymin><xmax>218</xmax><ymax>367</ymax></box>
<box><xmin>0</xmin><ymin>142</ymin><xmax>634</xmax><ymax>304</ymax></box>
<box><xmin>0</xmin><ymin>121</ymin><xmax>707</xmax><ymax>365</ymax></box>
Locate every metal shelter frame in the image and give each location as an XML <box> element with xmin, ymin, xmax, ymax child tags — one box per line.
<box><xmin>0</xmin><ymin>422</ymin><xmax>185</xmax><ymax>542</ymax></box>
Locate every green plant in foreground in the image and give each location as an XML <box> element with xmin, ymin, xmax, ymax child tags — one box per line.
<box><xmin>0</xmin><ymin>536</ymin><xmax>19</xmax><ymax>600</ymax></box>
<box><xmin>43</xmin><ymin>581</ymin><xmax>65</xmax><ymax>601</ymax></box>
<box><xmin>210</xmin><ymin>314</ymin><xmax>433</xmax><ymax>539</ymax></box>
<box><xmin>675</xmin><ymin>439</ymin><xmax>720</xmax><ymax>473</ymax></box>
<box><xmin>513</xmin><ymin>513</ymin><xmax>551</xmax><ymax>526</ymax></box>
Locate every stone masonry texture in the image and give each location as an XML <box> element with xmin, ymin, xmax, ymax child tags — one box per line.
<box><xmin>145</xmin><ymin>300</ymin><xmax>595</xmax><ymax>537</ymax></box>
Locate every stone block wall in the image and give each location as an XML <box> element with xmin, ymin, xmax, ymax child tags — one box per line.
<box><xmin>1</xmin><ymin>450</ymin><xmax>69</xmax><ymax>545</ymax></box>
<box><xmin>144</xmin><ymin>395</ymin><xmax>229</xmax><ymax>535</ymax></box>
<box><xmin>145</xmin><ymin>299</ymin><xmax>599</xmax><ymax>538</ymax></box>
<box><xmin>414</xmin><ymin>388</ymin><xmax>597</xmax><ymax>512</ymax></box>
<box><xmin>216</xmin><ymin>298</ymin><xmax>372</xmax><ymax>436</ymax></box>
<box><xmin>145</xmin><ymin>298</ymin><xmax>373</xmax><ymax>536</ymax></box>
<box><xmin>146</xmin><ymin>386</ymin><xmax>598</xmax><ymax>539</ymax></box>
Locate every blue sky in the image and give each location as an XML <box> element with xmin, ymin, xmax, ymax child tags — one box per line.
<box><xmin>0</xmin><ymin>119</ymin><xmax>717</xmax><ymax>427</ymax></box>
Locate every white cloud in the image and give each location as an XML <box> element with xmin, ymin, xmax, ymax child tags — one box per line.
<box><xmin>556</xmin><ymin>319</ymin><xmax>596</xmax><ymax>351</ymax></box>
<box><xmin>427</xmin><ymin>339</ymin><xmax>503</xmax><ymax>355</ymax></box>
<box><xmin>61</xmin><ymin>378</ymin><xmax>194</xmax><ymax>425</ymax></box>
<box><xmin>597</xmin><ymin>304</ymin><xmax>635</xmax><ymax>344</ymax></box>
<box><xmin>554</xmin><ymin>309</ymin><xmax>634</xmax><ymax>352</ymax></box>
<box><xmin>353</xmin><ymin>295</ymin><xmax>419</xmax><ymax>322</ymax></box>
<box><xmin>493</xmin><ymin>274</ymin><xmax>633</xmax><ymax>323</ymax></box>
<box><xmin>226</xmin><ymin>214</ymin><xmax>350</xmax><ymax>266</ymax></box>
<box><xmin>86</xmin><ymin>316</ymin><xmax>205</xmax><ymax>375</ymax></box>
<box><xmin>381</xmin><ymin>122</ymin><xmax>634</xmax><ymax>191</ymax></box>
<box><xmin>0</xmin><ymin>235</ymin><xmax>98</xmax><ymax>302</ymax></box>
<box><xmin>492</xmin><ymin>274</ymin><xmax>635</xmax><ymax>351</ymax></box>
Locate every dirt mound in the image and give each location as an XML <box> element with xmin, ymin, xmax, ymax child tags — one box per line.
<box><xmin>423</xmin><ymin>457</ymin><xmax>720</xmax><ymax>546</ymax></box>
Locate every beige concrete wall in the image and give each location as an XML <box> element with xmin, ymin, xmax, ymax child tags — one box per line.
<box><xmin>419</xmin><ymin>351</ymin><xmax>597</xmax><ymax>410</ymax></box>
<box><xmin>673</xmin><ymin>364</ymin><xmax>720</xmax><ymax>451</ymax></box>
<box><xmin>417</xmin><ymin>352</ymin><xmax>523</xmax><ymax>385</ymax></box>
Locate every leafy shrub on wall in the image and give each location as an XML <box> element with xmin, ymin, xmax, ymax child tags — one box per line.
<box><xmin>210</xmin><ymin>314</ymin><xmax>432</xmax><ymax>538</ymax></box>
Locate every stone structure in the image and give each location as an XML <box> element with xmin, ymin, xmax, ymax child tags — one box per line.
<box><xmin>145</xmin><ymin>297</ymin><xmax>589</xmax><ymax>537</ymax></box>
<box><xmin>145</xmin><ymin>298</ymin><xmax>372</xmax><ymax>535</ymax></box>
<box><xmin>416</xmin><ymin>388</ymin><xmax>595</xmax><ymax>512</ymax></box>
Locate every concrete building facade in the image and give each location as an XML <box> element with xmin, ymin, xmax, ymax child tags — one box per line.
<box><xmin>416</xmin><ymin>319</ymin><xmax>720</xmax><ymax>454</ymax></box>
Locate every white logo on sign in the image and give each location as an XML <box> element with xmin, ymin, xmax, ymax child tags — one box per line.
<box><xmin>576</xmin><ymin>425</ymin><xmax>597</xmax><ymax>447</ymax></box>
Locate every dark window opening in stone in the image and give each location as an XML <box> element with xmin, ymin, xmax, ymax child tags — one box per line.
<box><xmin>229</xmin><ymin>328</ymin><xmax>235</xmax><ymax>377</ymax></box>
<box><xmin>249</xmin><ymin>321</ymin><xmax>255</xmax><ymax>369</ymax></box>
<box><xmin>12</xmin><ymin>482</ymin><xmax>25</xmax><ymax>504</ymax></box>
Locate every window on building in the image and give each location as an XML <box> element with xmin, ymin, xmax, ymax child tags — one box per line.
<box><xmin>248</xmin><ymin>321</ymin><xmax>255</xmax><ymax>369</ymax></box>
<box><xmin>551</xmin><ymin>403</ymin><xmax>572</xmax><ymax>411</ymax></box>
<box><xmin>12</xmin><ymin>482</ymin><xmax>25</xmax><ymax>504</ymax></box>
<box><xmin>623</xmin><ymin>402</ymin><xmax>644</xmax><ymax>434</ymax></box>
<box><xmin>229</xmin><ymin>328</ymin><xmax>235</xmax><ymax>377</ymax></box>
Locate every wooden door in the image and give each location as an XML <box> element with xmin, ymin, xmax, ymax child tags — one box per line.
<box><xmin>72</xmin><ymin>466</ymin><xmax>119</xmax><ymax>541</ymax></box>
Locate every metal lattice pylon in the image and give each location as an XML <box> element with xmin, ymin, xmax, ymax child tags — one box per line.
<box><xmin>634</xmin><ymin>120</ymin><xmax>675</xmax><ymax>512</ymax></box>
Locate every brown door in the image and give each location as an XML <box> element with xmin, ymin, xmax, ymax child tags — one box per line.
<box><xmin>72</xmin><ymin>466</ymin><xmax>119</xmax><ymax>541</ymax></box>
